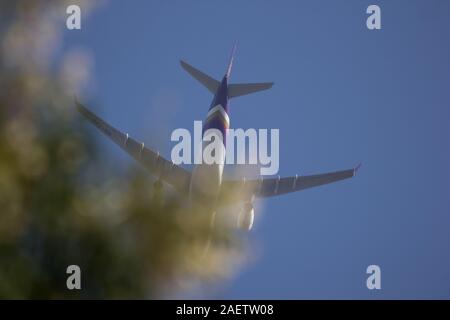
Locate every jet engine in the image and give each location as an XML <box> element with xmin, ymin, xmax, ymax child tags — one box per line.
<box><xmin>237</xmin><ymin>202</ymin><xmax>255</xmax><ymax>231</ymax></box>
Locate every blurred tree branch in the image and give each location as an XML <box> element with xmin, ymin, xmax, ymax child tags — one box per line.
<box><xmin>0</xmin><ymin>0</ymin><xmax>243</xmax><ymax>299</ymax></box>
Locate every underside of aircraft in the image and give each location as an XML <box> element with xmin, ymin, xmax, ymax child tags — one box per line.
<box><xmin>76</xmin><ymin>47</ymin><xmax>359</xmax><ymax>230</ymax></box>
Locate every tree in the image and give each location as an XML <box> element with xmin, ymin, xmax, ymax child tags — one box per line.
<box><xmin>0</xmin><ymin>0</ymin><xmax>242</xmax><ymax>299</ymax></box>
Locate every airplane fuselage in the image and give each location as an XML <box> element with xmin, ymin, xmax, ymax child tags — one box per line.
<box><xmin>189</xmin><ymin>75</ymin><xmax>230</xmax><ymax>204</ymax></box>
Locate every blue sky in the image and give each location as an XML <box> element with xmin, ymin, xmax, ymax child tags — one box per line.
<box><xmin>64</xmin><ymin>0</ymin><xmax>450</xmax><ymax>298</ymax></box>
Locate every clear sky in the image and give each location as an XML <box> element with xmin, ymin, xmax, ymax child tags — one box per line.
<box><xmin>64</xmin><ymin>0</ymin><xmax>450</xmax><ymax>298</ymax></box>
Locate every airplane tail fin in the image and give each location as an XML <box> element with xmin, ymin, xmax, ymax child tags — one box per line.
<box><xmin>226</xmin><ymin>42</ymin><xmax>273</xmax><ymax>98</ymax></box>
<box><xmin>181</xmin><ymin>42</ymin><xmax>273</xmax><ymax>98</ymax></box>
<box><xmin>180</xmin><ymin>60</ymin><xmax>220</xmax><ymax>94</ymax></box>
<box><xmin>226</xmin><ymin>42</ymin><xmax>238</xmax><ymax>79</ymax></box>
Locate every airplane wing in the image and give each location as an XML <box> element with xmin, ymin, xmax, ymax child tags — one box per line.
<box><xmin>218</xmin><ymin>165</ymin><xmax>360</xmax><ymax>205</ymax></box>
<box><xmin>76</xmin><ymin>101</ymin><xmax>191</xmax><ymax>193</ymax></box>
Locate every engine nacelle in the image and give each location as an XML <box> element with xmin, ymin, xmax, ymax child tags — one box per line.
<box><xmin>237</xmin><ymin>202</ymin><xmax>255</xmax><ymax>231</ymax></box>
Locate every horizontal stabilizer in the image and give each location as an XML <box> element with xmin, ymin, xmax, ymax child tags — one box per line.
<box><xmin>180</xmin><ymin>60</ymin><xmax>220</xmax><ymax>94</ymax></box>
<box><xmin>228</xmin><ymin>82</ymin><xmax>273</xmax><ymax>98</ymax></box>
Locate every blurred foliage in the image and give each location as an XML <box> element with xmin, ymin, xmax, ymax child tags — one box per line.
<box><xmin>0</xmin><ymin>0</ymin><xmax>243</xmax><ymax>299</ymax></box>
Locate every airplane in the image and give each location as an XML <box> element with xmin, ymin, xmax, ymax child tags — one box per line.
<box><xmin>76</xmin><ymin>44</ymin><xmax>360</xmax><ymax>231</ymax></box>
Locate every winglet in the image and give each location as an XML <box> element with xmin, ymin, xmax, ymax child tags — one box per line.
<box><xmin>353</xmin><ymin>162</ymin><xmax>362</xmax><ymax>176</ymax></box>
